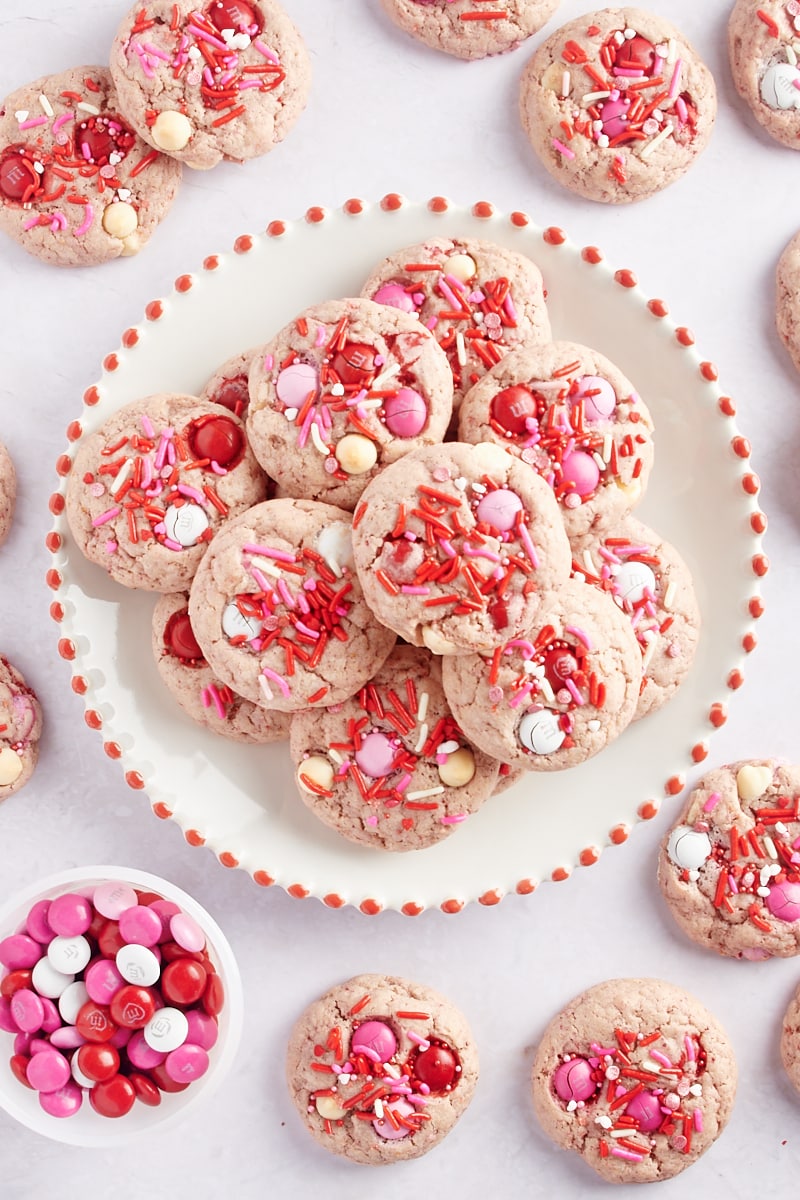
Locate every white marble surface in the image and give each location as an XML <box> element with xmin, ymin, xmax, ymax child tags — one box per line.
<box><xmin>0</xmin><ymin>0</ymin><xmax>799</xmax><ymax>1195</ymax></box>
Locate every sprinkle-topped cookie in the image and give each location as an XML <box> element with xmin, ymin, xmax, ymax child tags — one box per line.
<box><xmin>351</xmin><ymin>442</ymin><xmax>572</xmax><ymax>656</ymax></box>
<box><xmin>531</xmin><ymin>978</ymin><xmax>737</xmax><ymax>1183</ymax></box>
<box><xmin>290</xmin><ymin>645</ymin><xmax>500</xmax><ymax>851</ymax></box>
<box><xmin>0</xmin><ymin>658</ymin><xmax>43</xmax><ymax>801</ymax></box>
<box><xmin>199</xmin><ymin>346</ymin><xmax>258</xmax><ymax>418</ymax></box>
<box><xmin>0</xmin><ymin>442</ymin><xmax>16</xmax><ymax>547</ymax></box>
<box><xmin>109</xmin><ymin>0</ymin><xmax>311</xmax><ymax>169</ymax></box>
<box><xmin>381</xmin><ymin>0</ymin><xmax>560</xmax><ymax>61</ymax></box>
<box><xmin>66</xmin><ymin>394</ymin><xmax>267</xmax><ymax>592</ymax></box>
<box><xmin>458</xmin><ymin>341</ymin><xmax>654</xmax><ymax>538</ymax></box>
<box><xmin>658</xmin><ymin>760</ymin><xmax>800</xmax><ymax>959</ymax></box>
<box><xmin>729</xmin><ymin>0</ymin><xmax>800</xmax><ymax>149</ymax></box>
<box><xmin>247</xmin><ymin>298</ymin><xmax>454</xmax><ymax>510</ymax></box>
<box><xmin>188</xmin><ymin>498</ymin><xmax>397</xmax><ymax>711</ymax></box>
<box><xmin>572</xmin><ymin>516</ymin><xmax>700</xmax><ymax>719</ymax></box>
<box><xmin>0</xmin><ymin>66</ymin><xmax>181</xmax><ymax>266</ymax></box>
<box><xmin>781</xmin><ymin>982</ymin><xmax>800</xmax><ymax>1096</ymax></box>
<box><xmin>286</xmin><ymin>974</ymin><xmax>479</xmax><ymax>1165</ymax></box>
<box><xmin>776</xmin><ymin>229</ymin><xmax>800</xmax><ymax>374</ymax></box>
<box><xmin>361</xmin><ymin>237</ymin><xmax>551</xmax><ymax>407</ymax></box>
<box><xmin>519</xmin><ymin>8</ymin><xmax>716</xmax><ymax>203</ymax></box>
<box><xmin>442</xmin><ymin>577</ymin><xmax>641</xmax><ymax>770</ymax></box>
<box><xmin>152</xmin><ymin>591</ymin><xmax>291</xmax><ymax>741</ymax></box>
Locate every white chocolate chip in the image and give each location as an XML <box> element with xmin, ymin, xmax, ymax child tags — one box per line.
<box><xmin>315</xmin><ymin>1095</ymin><xmax>347</xmax><ymax>1120</ymax></box>
<box><xmin>151</xmin><ymin>110</ymin><xmax>193</xmax><ymax>153</ymax></box>
<box><xmin>102</xmin><ymin>201</ymin><xmax>138</xmax><ymax>240</ymax></box>
<box><xmin>421</xmin><ymin>627</ymin><xmax>457</xmax><ymax>655</ymax></box>
<box><xmin>736</xmin><ymin>763</ymin><xmax>773</xmax><ymax>803</ymax></box>
<box><xmin>0</xmin><ymin>747</ymin><xmax>23</xmax><ymax>787</ymax></box>
<box><xmin>120</xmin><ymin>233</ymin><xmax>141</xmax><ymax>258</ymax></box>
<box><xmin>297</xmin><ymin>756</ymin><xmax>334</xmax><ymax>793</ymax></box>
<box><xmin>334</xmin><ymin>434</ymin><xmax>378</xmax><ymax>476</ymax></box>
<box><xmin>438</xmin><ymin>748</ymin><xmax>476</xmax><ymax>788</ymax></box>
<box><xmin>445</xmin><ymin>253</ymin><xmax>477</xmax><ymax>283</ymax></box>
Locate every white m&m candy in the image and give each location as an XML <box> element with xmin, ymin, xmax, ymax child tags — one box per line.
<box><xmin>518</xmin><ymin>709</ymin><xmax>566</xmax><ymax>756</ymax></box>
<box><xmin>667</xmin><ymin>825</ymin><xmax>712</xmax><ymax>872</ymax></box>
<box><xmin>164</xmin><ymin>502</ymin><xmax>209</xmax><ymax>548</ymax></box>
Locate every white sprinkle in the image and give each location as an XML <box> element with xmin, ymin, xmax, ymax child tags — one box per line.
<box><xmin>756</xmin><ymin>886</ymin><xmax>771</xmax><ymax>898</ymax></box>
<box><xmin>640</xmin><ymin>126</ymin><xmax>673</xmax><ymax>160</ymax></box>
<box><xmin>583</xmin><ymin>91</ymin><xmax>611</xmax><ymax>104</ymax></box>
<box><xmin>14</xmin><ymin>110</ymin><xmax>29</xmax><ymax>123</ymax></box>
<box><xmin>776</xmin><ymin>822</ymin><xmax>789</xmax><ymax>837</ymax></box>
<box><xmin>788</xmin><ymin>45</ymin><xmax>798</xmax><ymax>65</ymax></box>
<box><xmin>522</xmin><ymin>661</ymin><xmax>537</xmax><ymax>675</ymax></box>
<box><xmin>454</xmin><ymin>476</ymin><xmax>467</xmax><ymax>491</ymax></box>
<box><xmin>383</xmin><ymin>1063</ymin><xmax>401</xmax><ymax>1079</ymax></box>
<box><xmin>793</xmin><ymin>40</ymin><xmax>800</xmax><ymax>56</ymax></box>
<box><xmin>188</xmin><ymin>45</ymin><xmax>201</xmax><ymax>59</ymax></box>
<box><xmin>39</xmin><ymin>94</ymin><xmax>54</xmax><ymax>117</ymax></box>
<box><xmin>283</xmin><ymin>407</ymin><xmax>298</xmax><ymax>422</ymax></box>
<box><xmin>438</xmin><ymin>740</ymin><xmax>459</xmax><ymax>755</ymax></box>
<box><xmin>76</xmin><ymin>102</ymin><xmax>101</xmax><ymax>116</ymax></box>
<box><xmin>456</xmin><ymin>331</ymin><xmax>467</xmax><ymax>367</ymax></box>
<box><xmin>641</xmin><ymin>636</ymin><xmax>659</xmax><ymax>673</ymax></box>
<box><xmin>117</xmin><ymin>188</ymin><xmax>132</xmax><ymax>201</ymax></box>
<box><xmin>328</xmin><ymin>748</ymin><xmax>344</xmax><ymax>765</ymax></box>
<box><xmin>582</xmin><ymin>549</ymin><xmax>597</xmax><ymax>576</ymax></box>
<box><xmin>561</xmin><ymin>70</ymin><xmax>571</xmax><ymax>98</ymax></box>
<box><xmin>330</xmin><ymin>383</ymin><xmax>345</xmax><ymax>397</ymax></box>
<box><xmin>417</xmin><ymin>692</ymin><xmax>430</xmax><ymax>723</ymax></box>
<box><xmin>360</xmin><ymin>398</ymin><xmax>382</xmax><ymax>411</ymax></box>
<box><xmin>567</xmin><ymin>1100</ymin><xmax>577</xmax><ymax>1112</ymax></box>
<box><xmin>374</xmin><ymin>1099</ymin><xmax>384</xmax><ymax>1120</ymax></box>
<box><xmin>33</xmin><ymin>161</ymin><xmax>45</xmax><ymax>174</ymax></box>
<box><xmin>471</xmin><ymin>482</ymin><xmax>487</xmax><ymax>494</ymax></box>
<box><xmin>587</xmin><ymin>719</ymin><xmax>601</xmax><ymax>732</ymax></box>
<box><xmin>592</xmin><ymin>452</ymin><xmax>606</xmax><ymax>473</ymax></box>
<box><xmin>108</xmin><ymin>152</ymin><xmax>122</xmax><ymax>166</ymax></box>
<box><xmin>414</xmin><ymin>723</ymin><xmax>429</xmax><ymax>754</ymax></box>
<box><xmin>595</xmin><ymin>1114</ymin><xmax>613</xmax><ymax>1129</ymax></box>
<box><xmin>249</xmin><ymin>554</ymin><xmax>283</xmax><ymax>579</ymax></box>
<box><xmin>602</xmin><ymin>434</ymin><xmax>612</xmax><ymax>463</ymax></box>
<box><xmin>689</xmin><ymin>1084</ymin><xmax>702</xmax><ymax>1096</ymax></box>
<box><xmin>643</xmin><ymin>1060</ymin><xmax>664</xmax><ymax>1075</ymax></box>
<box><xmin>596</xmin><ymin>133</ymin><xmax>610</xmax><ymax>149</ymax></box>
<box><xmin>371</xmin><ymin>363</ymin><xmax>400</xmax><ymax>391</ymax></box>
<box><xmin>763</xmin><ymin>835</ymin><xmax>778</xmax><ymax>860</ymax></box>
<box><xmin>405</xmin><ymin>786</ymin><xmax>446</xmax><ymax>802</ymax></box>
<box><xmin>258</xmin><ymin>675</ymin><xmax>274</xmax><ymax>702</ymax></box>
<box><xmin>624</xmin><ymin>27</ymin><xmax>636</xmax><ymax>38</ymax></box>
<box><xmin>310</xmin><ymin>422</ymin><xmax>329</xmax><ymax>456</ymax></box>
<box><xmin>539</xmin><ymin>677</ymin><xmax>555</xmax><ymax>704</ymax></box>
<box><xmin>110</xmin><ymin>458</ymin><xmax>132</xmax><ymax>494</ymax></box>
<box><xmin>667</xmin><ymin>37</ymin><xmax>677</xmax><ymax>63</ymax></box>
<box><xmin>662</xmin><ymin>580</ymin><xmax>677</xmax><ymax>610</ymax></box>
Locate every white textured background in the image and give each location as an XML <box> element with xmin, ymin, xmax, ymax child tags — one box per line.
<box><xmin>0</xmin><ymin>0</ymin><xmax>799</xmax><ymax>1196</ymax></box>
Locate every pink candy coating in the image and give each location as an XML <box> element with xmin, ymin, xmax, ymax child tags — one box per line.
<box><xmin>554</xmin><ymin>1057</ymin><xmax>596</xmax><ymax>1102</ymax></box>
<box><xmin>383</xmin><ymin>388</ymin><xmax>428</xmax><ymax>438</ymax></box>
<box><xmin>93</xmin><ymin>882</ymin><xmax>137</xmax><ymax>921</ymax></box>
<box><xmin>372</xmin><ymin>283</ymin><xmax>416</xmax><ymax>313</ymax></box>
<box><xmin>47</xmin><ymin>894</ymin><xmax>93</xmax><ymax>938</ymax></box>
<box><xmin>148</xmin><ymin>899</ymin><xmax>181</xmax><ymax>940</ymax></box>
<box><xmin>185</xmin><ymin>1010</ymin><xmax>219</xmax><ymax>1051</ymax></box>
<box><xmin>26</xmin><ymin>1047</ymin><xmax>70</xmax><ymax>1092</ymax></box>
<box><xmin>625</xmin><ymin>1089</ymin><xmax>662</xmax><ymax>1131</ymax></box>
<box><xmin>561</xmin><ymin>451</ymin><xmax>600</xmax><ymax>498</ymax></box>
<box><xmin>275</xmin><ymin>361</ymin><xmax>318</xmax><ymax>409</ymax></box>
<box><xmin>26</xmin><ymin>900</ymin><xmax>55</xmax><ymax>945</ymax></box>
<box><xmin>476</xmin><ymin>488</ymin><xmax>523</xmax><ymax>532</ymax></box>
<box><xmin>40</xmin><ymin>996</ymin><xmax>61</xmax><ymax>1034</ymax></box>
<box><xmin>766</xmin><ymin>880</ymin><xmax>800</xmax><ymax>923</ymax></box>
<box><xmin>118</xmin><ymin>905</ymin><xmax>162</xmax><ymax>948</ymax></box>
<box><xmin>373</xmin><ymin>1097</ymin><xmax>414</xmax><ymax>1140</ymax></box>
<box><xmin>575</xmin><ymin>375</ymin><xmax>617</xmax><ymax>423</ymax></box>
<box><xmin>39</xmin><ymin>1080</ymin><xmax>83</xmax><ymax>1118</ymax></box>
<box><xmin>10</xmin><ymin>989</ymin><xmax>45</xmax><ymax>1034</ymax></box>
<box><xmin>127</xmin><ymin>1029</ymin><xmax>166</xmax><ymax>1070</ymax></box>
<box><xmin>165</xmin><ymin>1042</ymin><xmax>209</xmax><ymax>1083</ymax></box>
<box><xmin>49</xmin><ymin>1025</ymin><xmax>86</xmax><ymax>1050</ymax></box>
<box><xmin>169</xmin><ymin>913</ymin><xmax>206</xmax><ymax>954</ymax></box>
<box><xmin>84</xmin><ymin>958</ymin><xmax>124</xmax><ymax>1005</ymax></box>
<box><xmin>351</xmin><ymin>1019</ymin><xmax>397</xmax><ymax>1064</ymax></box>
<box><xmin>0</xmin><ymin>997</ymin><xmax>18</xmax><ymax>1034</ymax></box>
<box><xmin>0</xmin><ymin>934</ymin><xmax>43</xmax><ymax>971</ymax></box>
<box><xmin>354</xmin><ymin>731</ymin><xmax>397</xmax><ymax>780</ymax></box>
<box><xmin>598</xmin><ymin>95</ymin><xmax>630</xmax><ymax>138</ymax></box>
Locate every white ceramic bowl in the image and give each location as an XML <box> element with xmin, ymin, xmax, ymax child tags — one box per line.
<box><xmin>0</xmin><ymin>865</ymin><xmax>243</xmax><ymax>1146</ymax></box>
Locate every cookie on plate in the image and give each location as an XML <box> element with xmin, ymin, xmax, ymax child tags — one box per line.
<box><xmin>531</xmin><ymin>977</ymin><xmax>736</xmax><ymax>1182</ymax></box>
<box><xmin>361</xmin><ymin>237</ymin><xmax>551</xmax><ymax>407</ymax></box>
<box><xmin>729</xmin><ymin>0</ymin><xmax>800</xmax><ymax>149</ymax></box>
<box><xmin>781</xmin><ymin>983</ymin><xmax>800</xmax><ymax>1096</ymax></box>
<box><xmin>0</xmin><ymin>441</ymin><xmax>16</xmax><ymax>547</ymax></box>
<box><xmin>351</xmin><ymin>442</ymin><xmax>572</xmax><ymax>656</ymax></box>
<box><xmin>381</xmin><ymin>0</ymin><xmax>560</xmax><ymax>61</ymax></box>
<box><xmin>199</xmin><ymin>347</ymin><xmax>258</xmax><ymax>418</ymax></box>
<box><xmin>519</xmin><ymin>8</ymin><xmax>716</xmax><ymax>203</ymax></box>
<box><xmin>776</xmin><ymin>230</ymin><xmax>800</xmax><ymax>374</ymax></box>
<box><xmin>153</xmin><ymin>592</ymin><xmax>290</xmax><ymax>742</ymax></box>
<box><xmin>572</xmin><ymin>516</ymin><xmax>701</xmax><ymax>719</ymax></box>
<box><xmin>0</xmin><ymin>66</ymin><xmax>181</xmax><ymax>266</ymax></box>
<box><xmin>0</xmin><ymin>658</ymin><xmax>43</xmax><ymax>800</ymax></box>
<box><xmin>66</xmin><ymin>395</ymin><xmax>267</xmax><ymax>592</ymax></box>
<box><xmin>458</xmin><ymin>341</ymin><xmax>655</xmax><ymax>539</ymax></box>
<box><xmin>286</xmin><ymin>974</ymin><xmax>478</xmax><ymax>1164</ymax></box>
<box><xmin>442</xmin><ymin>577</ymin><xmax>641</xmax><ymax>770</ymax></box>
<box><xmin>189</xmin><ymin>498</ymin><xmax>397</xmax><ymax>711</ymax></box>
<box><xmin>247</xmin><ymin>298</ymin><xmax>454</xmax><ymax>510</ymax></box>
<box><xmin>110</xmin><ymin>0</ymin><xmax>311</xmax><ymax>170</ymax></box>
<box><xmin>290</xmin><ymin>645</ymin><xmax>500</xmax><ymax>851</ymax></box>
<box><xmin>658</xmin><ymin>760</ymin><xmax>800</xmax><ymax>959</ymax></box>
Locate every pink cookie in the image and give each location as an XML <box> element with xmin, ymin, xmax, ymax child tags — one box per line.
<box><xmin>381</xmin><ymin>0</ymin><xmax>560</xmax><ymax>61</ymax></box>
<box><xmin>199</xmin><ymin>347</ymin><xmax>259</xmax><ymax>419</ymax></box>
<box><xmin>0</xmin><ymin>67</ymin><xmax>181</xmax><ymax>266</ymax></box>
<box><xmin>0</xmin><ymin>658</ymin><xmax>43</xmax><ymax>802</ymax></box>
<box><xmin>781</xmin><ymin>982</ymin><xmax>800</xmax><ymax>1096</ymax></box>
<box><xmin>729</xmin><ymin>0</ymin><xmax>800</xmax><ymax>150</ymax></box>
<box><xmin>659</xmin><ymin>760</ymin><xmax>800</xmax><ymax>959</ymax></box>
<box><xmin>0</xmin><ymin>441</ymin><xmax>15</xmax><ymax>546</ymax></box>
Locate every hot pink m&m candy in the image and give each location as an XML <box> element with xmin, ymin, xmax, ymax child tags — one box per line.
<box><xmin>383</xmin><ymin>388</ymin><xmax>428</xmax><ymax>438</ymax></box>
<box><xmin>165</xmin><ymin>1042</ymin><xmax>209</xmax><ymax>1083</ymax></box>
<box><xmin>0</xmin><ymin>934</ymin><xmax>43</xmax><ymax>970</ymax></box>
<box><xmin>561</xmin><ymin>451</ymin><xmax>600</xmax><ymax>498</ymax></box>
<box><xmin>185</xmin><ymin>1010</ymin><xmax>218</xmax><ymax>1051</ymax></box>
<box><xmin>126</xmin><ymin>1030</ymin><xmax>165</xmax><ymax>1070</ymax></box>
<box><xmin>554</xmin><ymin>1056</ymin><xmax>596</xmax><ymax>1102</ymax></box>
<box><xmin>351</xmin><ymin>1020</ymin><xmax>397</xmax><ymax>1063</ymax></box>
<box><xmin>118</xmin><ymin>904</ymin><xmax>162</xmax><ymax>948</ymax></box>
<box><xmin>372</xmin><ymin>283</ymin><xmax>416</xmax><ymax>313</ymax></box>
<box><xmin>766</xmin><ymin>880</ymin><xmax>800</xmax><ymax>922</ymax></box>
<box><xmin>39</xmin><ymin>1081</ymin><xmax>83</xmax><ymax>1118</ymax></box>
<box><xmin>26</xmin><ymin>900</ymin><xmax>54</xmax><ymax>944</ymax></box>
<box><xmin>47</xmin><ymin>894</ymin><xmax>93</xmax><ymax>938</ymax></box>
<box><xmin>476</xmin><ymin>488</ymin><xmax>523</xmax><ymax>532</ymax></box>
<box><xmin>598</xmin><ymin>94</ymin><xmax>631</xmax><ymax>139</ymax></box>
<box><xmin>574</xmin><ymin>375</ymin><xmax>617</xmax><ymax>423</ymax></box>
<box><xmin>84</xmin><ymin>958</ymin><xmax>124</xmax><ymax>1005</ymax></box>
<box><xmin>354</xmin><ymin>732</ymin><xmax>396</xmax><ymax>780</ymax></box>
<box><xmin>625</xmin><ymin>1089</ymin><xmax>662</xmax><ymax>1131</ymax></box>
<box><xmin>10</xmin><ymin>988</ymin><xmax>45</xmax><ymax>1034</ymax></box>
<box><xmin>26</xmin><ymin>1047</ymin><xmax>70</xmax><ymax>1092</ymax></box>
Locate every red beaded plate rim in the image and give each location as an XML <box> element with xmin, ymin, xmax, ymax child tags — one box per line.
<box><xmin>46</xmin><ymin>195</ymin><xmax>767</xmax><ymax>917</ymax></box>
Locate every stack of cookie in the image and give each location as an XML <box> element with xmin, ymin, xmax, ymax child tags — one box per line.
<box><xmin>65</xmin><ymin>234</ymin><xmax>700</xmax><ymax>852</ymax></box>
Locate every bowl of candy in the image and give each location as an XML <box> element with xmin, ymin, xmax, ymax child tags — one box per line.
<box><xmin>0</xmin><ymin>865</ymin><xmax>243</xmax><ymax>1145</ymax></box>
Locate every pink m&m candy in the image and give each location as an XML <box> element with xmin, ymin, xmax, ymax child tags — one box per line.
<box><xmin>276</xmin><ymin>361</ymin><xmax>319</xmax><ymax>409</ymax></box>
<box><xmin>26</xmin><ymin>1047</ymin><xmax>70</xmax><ymax>1092</ymax></box>
<box><xmin>169</xmin><ymin>913</ymin><xmax>205</xmax><ymax>954</ymax></box>
<box><xmin>118</xmin><ymin>904</ymin><xmax>162</xmax><ymax>948</ymax></box>
<box><xmin>554</xmin><ymin>1056</ymin><xmax>596</xmax><ymax>1102</ymax></box>
<box><xmin>25</xmin><ymin>900</ymin><xmax>54</xmax><ymax>944</ymax></box>
<box><xmin>476</xmin><ymin>488</ymin><xmax>523</xmax><ymax>532</ymax></box>
<box><xmin>598</xmin><ymin>94</ymin><xmax>630</xmax><ymax>139</ymax></box>
<box><xmin>93</xmin><ymin>883</ymin><xmax>137</xmax><ymax>921</ymax></box>
<box><xmin>372</xmin><ymin>283</ymin><xmax>416</xmax><ymax>313</ymax></box>
<box><xmin>165</xmin><ymin>1042</ymin><xmax>209</xmax><ymax>1083</ymax></box>
<box><xmin>561</xmin><ymin>451</ymin><xmax>600</xmax><ymax>498</ymax></box>
<box><xmin>39</xmin><ymin>1081</ymin><xmax>83</xmax><ymax>1118</ymax></box>
<box><xmin>126</xmin><ymin>1030</ymin><xmax>165</xmax><ymax>1070</ymax></box>
<box><xmin>0</xmin><ymin>934</ymin><xmax>42</xmax><ymax>971</ymax></box>
<box><xmin>351</xmin><ymin>1020</ymin><xmax>397</xmax><ymax>1063</ymax></box>
<box><xmin>384</xmin><ymin>388</ymin><xmax>428</xmax><ymax>438</ymax></box>
<box><xmin>185</xmin><ymin>1010</ymin><xmax>218</xmax><ymax>1051</ymax></box>
<box><xmin>574</xmin><ymin>375</ymin><xmax>617</xmax><ymax>423</ymax></box>
<box><xmin>10</xmin><ymin>988</ymin><xmax>45</xmax><ymax>1034</ymax></box>
<box><xmin>354</xmin><ymin>732</ymin><xmax>396</xmax><ymax>780</ymax></box>
<box><xmin>373</xmin><ymin>1097</ymin><xmax>414</xmax><ymax>1140</ymax></box>
<box><xmin>85</xmin><ymin>958</ymin><xmax>125</xmax><ymax>1005</ymax></box>
<box><xmin>47</xmin><ymin>894</ymin><xmax>93</xmax><ymax>938</ymax></box>
<box><xmin>625</xmin><ymin>1089</ymin><xmax>662</xmax><ymax>1131</ymax></box>
<box><xmin>766</xmin><ymin>880</ymin><xmax>800</xmax><ymax>923</ymax></box>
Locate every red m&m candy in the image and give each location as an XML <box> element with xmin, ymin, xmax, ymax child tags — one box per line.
<box><xmin>212</xmin><ymin>375</ymin><xmax>249</xmax><ymax>418</ymax></box>
<box><xmin>413</xmin><ymin>1042</ymin><xmax>459</xmax><ymax>1092</ymax></box>
<box><xmin>332</xmin><ymin>343</ymin><xmax>377</xmax><ymax>386</ymax></box>
<box><xmin>161</xmin><ymin>959</ymin><xmax>207</xmax><ymax>1007</ymax></box>
<box><xmin>207</xmin><ymin>0</ymin><xmax>262</xmax><ymax>34</ymax></box>
<box><xmin>187</xmin><ymin>415</ymin><xmax>245</xmax><ymax>469</ymax></box>
<box><xmin>89</xmin><ymin>1073</ymin><xmax>136</xmax><ymax>1118</ymax></box>
<box><xmin>76</xmin><ymin>1042</ymin><xmax>120</xmax><ymax>1083</ymax></box>
<box><xmin>164</xmin><ymin>610</ymin><xmax>204</xmax><ymax>663</ymax></box>
<box><xmin>110</xmin><ymin>985</ymin><xmax>156</xmax><ymax>1030</ymax></box>
<box><xmin>76</xmin><ymin>1000</ymin><xmax>118</xmax><ymax>1043</ymax></box>
<box><xmin>491</xmin><ymin>385</ymin><xmax>536</xmax><ymax>435</ymax></box>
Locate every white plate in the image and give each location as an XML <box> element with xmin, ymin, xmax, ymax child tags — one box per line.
<box><xmin>47</xmin><ymin>196</ymin><xmax>767</xmax><ymax>915</ymax></box>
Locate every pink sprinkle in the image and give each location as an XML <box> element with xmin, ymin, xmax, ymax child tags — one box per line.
<box><xmin>432</xmin><ymin>467</ymin><xmax>450</xmax><ymax>482</ymax></box>
<box><xmin>92</xmin><ymin>506</ymin><xmax>120</xmax><ymax>528</ymax></box>
<box><xmin>401</xmin><ymin>586</ymin><xmax>430</xmax><ymax>595</ymax></box>
<box><xmin>19</xmin><ymin>116</ymin><xmax>48</xmax><ymax>130</ymax></box>
<box><xmin>668</xmin><ymin>60</ymin><xmax>683</xmax><ymax>99</ymax></box>
<box><xmin>407</xmin><ymin>1032</ymin><xmax>430</xmax><ymax>1049</ymax></box>
<box><xmin>50</xmin><ymin>212</ymin><xmax>67</xmax><ymax>232</ymax></box>
<box><xmin>509</xmin><ymin>681</ymin><xmax>534</xmax><ymax>709</ymax></box>
<box><xmin>728</xmin><ymin>874</ymin><xmax>739</xmax><ymax>894</ymax></box>
<box><xmin>440</xmin><ymin>813</ymin><xmax>467</xmax><ymax>825</ymax></box>
<box><xmin>395</xmin><ymin>773</ymin><xmax>412</xmax><ymax>793</ymax></box>
<box><xmin>276</xmin><ymin>579</ymin><xmax>296</xmax><ymax>609</ymax></box>
<box><xmin>565</xmin><ymin>678</ymin><xmax>584</xmax><ymax>707</ymax></box>
<box><xmin>649</xmin><ymin>1050</ymin><xmax>673</xmax><ymax>1069</ymax></box>
<box><xmin>263</xmin><ymin>353</ymin><xmax>274</xmax><ymax>371</ymax></box>
<box><xmin>436</xmin><ymin>276</ymin><xmax>462</xmax><ymax>311</ymax></box>
<box><xmin>154</xmin><ymin>430</ymin><xmax>173</xmax><ymax>471</ymax></box>
<box><xmin>163</xmin><ymin>537</ymin><xmax>183</xmax><ymax>552</ymax></box>
<box><xmin>73</xmin><ymin>204</ymin><xmax>95</xmax><ymax>237</ymax></box>
<box><xmin>104</xmin><ymin>540</ymin><xmax>118</xmax><ymax>554</ymax></box>
<box><xmin>294</xmin><ymin>621</ymin><xmax>319</xmax><ymax>640</ymax></box>
<box><xmin>365</xmin><ymin>815</ymin><xmax>378</xmax><ymax>827</ymax></box>
<box><xmin>178</xmin><ymin>483</ymin><xmax>205</xmax><ymax>504</ymax></box>
<box><xmin>517</xmin><ymin>523</ymin><xmax>540</xmax><ymax>568</ymax></box>
<box><xmin>506</xmin><ymin>639</ymin><xmax>535</xmax><ymax>658</ymax></box>
<box><xmin>203</xmin><ymin>66</ymin><xmax>215</xmax><ymax>86</ymax></box>
<box><xmin>439</xmin><ymin>539</ymin><xmax>457</xmax><ymax>559</ymax></box>
<box><xmin>611</xmin><ymin>1149</ymin><xmax>643</xmax><ymax>1163</ymax></box>
<box><xmin>684</xmin><ymin>1035</ymin><xmax>695</xmax><ymax>1062</ymax></box>
<box><xmin>552</xmin><ymin>137</ymin><xmax>575</xmax><ymax>159</ymax></box>
<box><xmin>52</xmin><ymin>113</ymin><xmax>73</xmax><ymax>133</ymax></box>
<box><xmin>249</xmin><ymin>567</ymin><xmax>271</xmax><ymax>593</ymax></box>
<box><xmin>82</xmin><ymin>142</ymin><xmax>93</xmax><ymax>161</ymax></box>
<box><xmin>141</xmin><ymin>415</ymin><xmax>155</xmax><ymax>438</ymax></box>
<box><xmin>703</xmin><ymin>791</ymin><xmax>721</xmax><ymax>813</ymax></box>
<box><xmin>675</xmin><ymin>96</ymin><xmax>688</xmax><ymax>124</ymax></box>
<box><xmin>261</xmin><ymin>667</ymin><xmax>290</xmax><ymax>698</ymax></box>
<box><xmin>565</xmin><ymin>624</ymin><xmax>592</xmax><ymax>650</ymax></box>
<box><xmin>188</xmin><ymin>24</ymin><xmax>229</xmax><ymax>50</ymax></box>
<box><xmin>612</xmin><ymin>67</ymin><xmax>645</xmax><ymax>77</ymax></box>
<box><xmin>253</xmin><ymin>39</ymin><xmax>280</xmax><ymax>63</ymax></box>
<box><xmin>207</xmin><ymin>685</ymin><xmax>226</xmax><ymax>720</ymax></box>
<box><xmin>297</xmin><ymin>404</ymin><xmax>315</xmax><ymax>449</ymax></box>
<box><xmin>693</xmin><ymin>1108</ymin><xmax>703</xmax><ymax>1132</ymax></box>
<box><xmin>23</xmin><ymin>216</ymin><xmax>39</xmax><ymax>231</ymax></box>
<box><xmin>463</xmin><ymin>545</ymin><xmax>501</xmax><ymax>563</ymax></box>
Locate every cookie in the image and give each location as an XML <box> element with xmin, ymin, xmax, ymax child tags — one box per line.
<box><xmin>188</xmin><ymin>498</ymin><xmax>396</xmax><ymax>711</ymax></box>
<box><xmin>0</xmin><ymin>441</ymin><xmax>16</xmax><ymax>547</ymax></box>
<box><xmin>352</xmin><ymin>442</ymin><xmax>571</xmax><ymax>656</ymax></box>
<box><xmin>247</xmin><ymin>298</ymin><xmax>454</xmax><ymax>510</ymax></box>
<box><xmin>458</xmin><ymin>341</ymin><xmax>654</xmax><ymax>539</ymax></box>
<box><xmin>441</xmin><ymin>577</ymin><xmax>641</xmax><ymax>770</ymax></box>
<box><xmin>110</xmin><ymin>0</ymin><xmax>311</xmax><ymax>170</ymax></box>
<box><xmin>286</xmin><ymin>974</ymin><xmax>478</xmax><ymax>1164</ymax></box>
<box><xmin>531</xmin><ymin>977</ymin><xmax>736</xmax><ymax>1183</ymax></box>
<box><xmin>658</xmin><ymin>760</ymin><xmax>800</xmax><ymax>960</ymax></box>
<box><xmin>66</xmin><ymin>395</ymin><xmax>267</xmax><ymax>592</ymax></box>
<box><xmin>494</xmin><ymin>762</ymin><xmax>525</xmax><ymax>794</ymax></box>
<box><xmin>729</xmin><ymin>0</ymin><xmax>800</xmax><ymax>149</ymax></box>
<box><xmin>152</xmin><ymin>592</ymin><xmax>290</xmax><ymax>742</ymax></box>
<box><xmin>781</xmin><ymin>983</ymin><xmax>800</xmax><ymax>1095</ymax></box>
<box><xmin>0</xmin><ymin>67</ymin><xmax>181</xmax><ymax>266</ymax></box>
<box><xmin>519</xmin><ymin>9</ymin><xmax>716</xmax><ymax>204</ymax></box>
<box><xmin>0</xmin><ymin>658</ymin><xmax>43</xmax><ymax>800</ymax></box>
<box><xmin>776</xmin><ymin>230</ymin><xmax>800</xmax><ymax>374</ymax></box>
<box><xmin>572</xmin><ymin>516</ymin><xmax>700</xmax><ymax>719</ymax></box>
<box><xmin>381</xmin><ymin>0</ymin><xmax>559</xmax><ymax>61</ymax></box>
<box><xmin>199</xmin><ymin>347</ymin><xmax>258</xmax><ymax>418</ymax></box>
<box><xmin>289</xmin><ymin>645</ymin><xmax>500</xmax><ymax>851</ymax></box>
<box><xmin>361</xmin><ymin>237</ymin><xmax>550</xmax><ymax>408</ymax></box>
